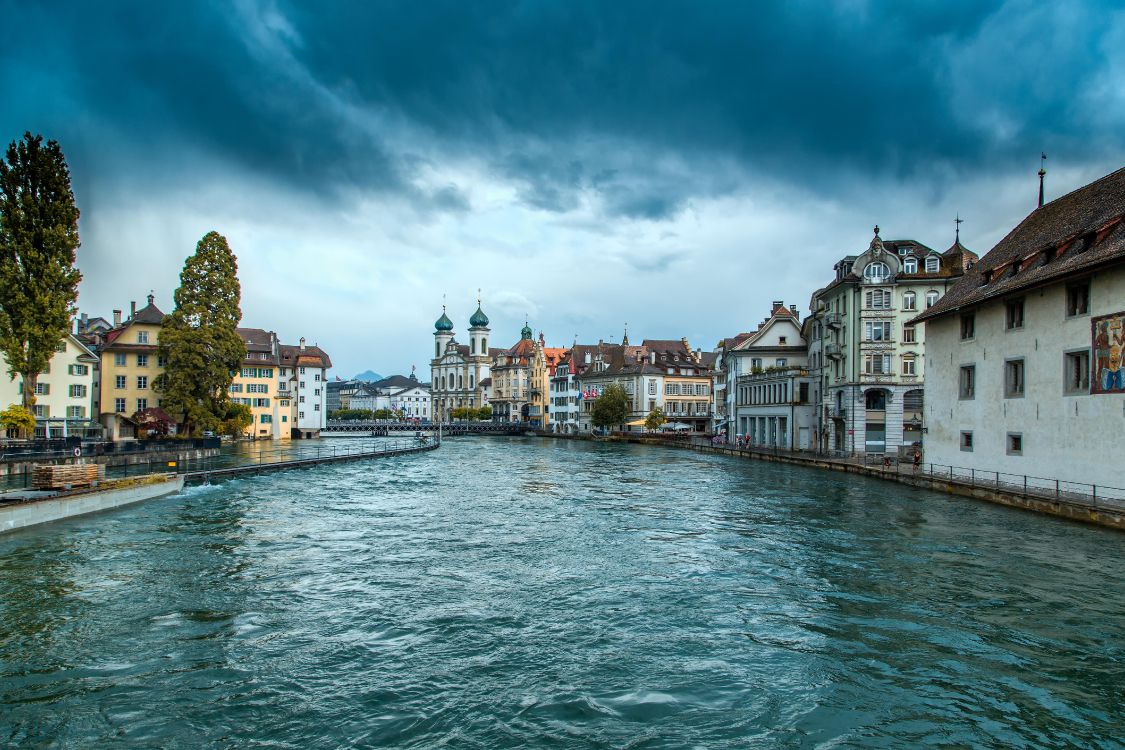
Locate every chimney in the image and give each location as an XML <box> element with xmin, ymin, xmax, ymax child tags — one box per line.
<box><xmin>130</xmin><ymin>301</ymin><xmax>136</xmax><ymax>319</ymax></box>
<box><xmin>113</xmin><ymin>309</ymin><xmax>122</xmax><ymax>327</ymax></box>
<box><xmin>772</xmin><ymin>300</ymin><xmax>784</xmax><ymax>313</ymax></box>
<box><xmin>80</xmin><ymin>312</ymin><xmax>88</xmax><ymax>333</ymax></box>
<box><xmin>650</xmin><ymin>351</ymin><xmax>656</xmax><ymax>365</ymax></box>
<box><xmin>790</xmin><ymin>304</ymin><xmax>798</xmax><ymax>314</ymax></box>
<box><xmin>299</xmin><ymin>337</ymin><xmax>306</xmax><ymax>351</ymax></box>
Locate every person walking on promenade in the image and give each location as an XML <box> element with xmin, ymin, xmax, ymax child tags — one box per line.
<box><xmin>912</xmin><ymin>449</ymin><xmax>922</xmax><ymax>473</ymax></box>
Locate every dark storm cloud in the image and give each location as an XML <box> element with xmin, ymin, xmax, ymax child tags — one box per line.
<box><xmin>3</xmin><ymin>0</ymin><xmax>1122</xmax><ymax>218</ymax></box>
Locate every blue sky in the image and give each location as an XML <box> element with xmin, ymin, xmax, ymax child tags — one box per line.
<box><xmin>3</xmin><ymin>0</ymin><xmax>1123</xmax><ymax>378</ymax></box>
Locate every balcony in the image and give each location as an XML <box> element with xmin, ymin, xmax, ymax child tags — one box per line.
<box><xmin>828</xmin><ymin>404</ymin><xmax>846</xmax><ymax>419</ymax></box>
<box><xmin>825</xmin><ymin>343</ymin><xmax>844</xmax><ymax>359</ymax></box>
<box><xmin>824</xmin><ymin>312</ymin><xmax>843</xmax><ymax>329</ymax></box>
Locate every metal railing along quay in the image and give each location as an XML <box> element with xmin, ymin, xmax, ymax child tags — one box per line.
<box><xmin>180</xmin><ymin>437</ymin><xmax>439</xmax><ymax>485</ymax></box>
<box><xmin>688</xmin><ymin>437</ymin><xmax>1125</xmax><ymax>512</ymax></box>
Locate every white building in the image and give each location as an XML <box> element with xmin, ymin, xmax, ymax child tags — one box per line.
<box><xmin>720</xmin><ymin>302</ymin><xmax>808</xmax><ymax>444</ymax></box>
<box><xmin>0</xmin><ymin>332</ymin><xmax>100</xmax><ymax>438</ymax></box>
<box><xmin>808</xmin><ymin>229</ymin><xmax>976</xmax><ymax>457</ymax></box>
<box><xmin>280</xmin><ymin>338</ymin><xmax>332</xmax><ymax>439</ymax></box>
<box><xmin>548</xmin><ymin>349</ymin><xmax>582</xmax><ymax>433</ymax></box>
<box><xmin>723</xmin><ymin>302</ymin><xmax>815</xmax><ymax>449</ymax></box>
<box><xmin>914</xmin><ymin>166</ymin><xmax>1125</xmax><ymax>490</ymax></box>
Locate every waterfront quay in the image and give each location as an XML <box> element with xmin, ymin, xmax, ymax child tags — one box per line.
<box><xmin>1</xmin><ymin>437</ymin><xmax>1121</xmax><ymax>748</ymax></box>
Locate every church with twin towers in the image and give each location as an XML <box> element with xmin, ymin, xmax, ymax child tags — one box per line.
<box><xmin>429</xmin><ymin>299</ymin><xmax>500</xmax><ymax>422</ymax></box>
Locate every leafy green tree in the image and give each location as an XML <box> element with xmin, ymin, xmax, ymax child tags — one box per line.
<box><xmin>477</xmin><ymin>406</ymin><xmax>492</xmax><ymax>421</ymax></box>
<box><xmin>373</xmin><ymin>408</ymin><xmax>393</xmax><ymax>420</ymax></box>
<box><xmin>155</xmin><ymin>231</ymin><xmax>245</xmax><ymax>436</ymax></box>
<box><xmin>591</xmin><ymin>384</ymin><xmax>630</xmax><ymax>431</ymax></box>
<box><xmin>0</xmin><ymin>133</ymin><xmax>82</xmax><ymax>409</ymax></box>
<box><xmin>645</xmin><ymin>406</ymin><xmax>667</xmax><ymax>432</ymax></box>
<box><xmin>0</xmin><ymin>403</ymin><xmax>36</xmax><ymax>438</ymax></box>
<box><xmin>220</xmin><ymin>403</ymin><xmax>253</xmax><ymax>437</ymax></box>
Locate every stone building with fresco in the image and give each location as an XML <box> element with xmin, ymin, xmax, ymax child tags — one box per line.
<box><xmin>915</xmin><ymin>166</ymin><xmax>1125</xmax><ymax>490</ymax></box>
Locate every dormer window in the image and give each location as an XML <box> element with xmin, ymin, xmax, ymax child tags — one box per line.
<box><xmin>925</xmin><ymin>256</ymin><xmax>940</xmax><ymax>273</ymax></box>
<box><xmin>864</xmin><ymin>262</ymin><xmax>890</xmax><ymax>282</ymax></box>
<box><xmin>902</xmin><ymin>257</ymin><xmax>917</xmax><ymax>274</ymax></box>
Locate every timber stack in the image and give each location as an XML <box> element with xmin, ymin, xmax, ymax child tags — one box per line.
<box><xmin>32</xmin><ymin>464</ymin><xmax>106</xmax><ymax>490</ymax></box>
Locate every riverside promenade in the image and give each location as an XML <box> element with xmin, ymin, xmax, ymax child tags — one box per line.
<box><xmin>540</xmin><ymin>432</ymin><xmax>1125</xmax><ymax>531</ymax></box>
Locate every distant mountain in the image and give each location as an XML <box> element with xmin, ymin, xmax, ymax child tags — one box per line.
<box><xmin>354</xmin><ymin>370</ymin><xmax>384</xmax><ymax>382</ymax></box>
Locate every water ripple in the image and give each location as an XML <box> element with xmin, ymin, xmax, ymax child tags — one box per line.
<box><xmin>1</xmin><ymin>437</ymin><xmax>1122</xmax><ymax>748</ymax></box>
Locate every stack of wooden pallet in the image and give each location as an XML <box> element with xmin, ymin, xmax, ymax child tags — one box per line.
<box><xmin>31</xmin><ymin>463</ymin><xmax>105</xmax><ymax>490</ymax></box>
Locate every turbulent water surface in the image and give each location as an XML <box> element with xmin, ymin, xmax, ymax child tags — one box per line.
<box><xmin>1</xmin><ymin>437</ymin><xmax>1122</xmax><ymax>748</ymax></box>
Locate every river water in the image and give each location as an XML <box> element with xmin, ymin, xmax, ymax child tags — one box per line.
<box><xmin>1</xmin><ymin>437</ymin><xmax>1122</xmax><ymax>748</ymax></box>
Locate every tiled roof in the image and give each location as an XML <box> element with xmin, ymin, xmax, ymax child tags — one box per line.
<box><xmin>372</xmin><ymin>374</ymin><xmax>420</xmax><ymax>390</ymax></box>
<box><xmin>279</xmin><ymin>343</ymin><xmax>332</xmax><ymax>369</ymax></box>
<box><xmin>915</xmin><ymin>166</ymin><xmax>1125</xmax><ymax>322</ymax></box>
<box><xmin>236</xmin><ymin>327</ymin><xmax>276</xmax><ymax>353</ymax></box>
<box><xmin>132</xmin><ymin>301</ymin><xmax>165</xmax><ymax>325</ymax></box>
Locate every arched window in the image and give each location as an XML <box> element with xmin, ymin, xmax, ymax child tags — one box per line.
<box><xmin>471</xmin><ymin>339</ymin><xmax>476</xmax><ymax>354</ymax></box>
<box><xmin>902</xmin><ymin>291</ymin><xmax>917</xmax><ymax>310</ymax></box>
<box><xmin>903</xmin><ymin>257</ymin><xmax>917</xmax><ymax>274</ymax></box>
<box><xmin>470</xmin><ymin>374</ymin><xmax>474</xmax><ymax>388</ymax></box>
<box><xmin>435</xmin><ymin>341</ymin><xmax>440</xmax><ymax>357</ymax></box>
<box><xmin>925</xmin><ymin>256</ymin><xmax>940</xmax><ymax>273</ymax></box>
<box><xmin>458</xmin><ymin>374</ymin><xmax>463</xmax><ymax>389</ymax></box>
<box><xmin>482</xmin><ymin>338</ymin><xmax>488</xmax><ymax>352</ymax></box>
<box><xmin>441</xmin><ymin>375</ymin><xmax>446</xmax><ymax>390</ymax></box>
<box><xmin>926</xmin><ymin>290</ymin><xmax>939</xmax><ymax>308</ymax></box>
<box><xmin>864</xmin><ymin>262</ymin><xmax>890</xmax><ymax>281</ymax></box>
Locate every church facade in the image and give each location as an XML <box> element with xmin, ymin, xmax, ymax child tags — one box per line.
<box><xmin>430</xmin><ymin>302</ymin><xmax>497</xmax><ymax>421</ymax></box>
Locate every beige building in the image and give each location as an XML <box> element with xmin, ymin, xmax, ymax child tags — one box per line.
<box><xmin>95</xmin><ymin>294</ymin><xmax>167</xmax><ymax>439</ymax></box>
<box><xmin>231</xmin><ymin>328</ymin><xmax>331</xmax><ymax>439</ymax></box>
<box><xmin>0</xmin><ymin>332</ymin><xmax>100</xmax><ymax>438</ymax></box>
<box><xmin>528</xmin><ymin>339</ymin><xmax>567</xmax><ymax>429</ymax></box>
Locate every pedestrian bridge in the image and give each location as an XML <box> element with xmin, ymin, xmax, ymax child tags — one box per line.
<box><xmin>322</xmin><ymin>421</ymin><xmax>526</xmax><ymax>437</ymax></box>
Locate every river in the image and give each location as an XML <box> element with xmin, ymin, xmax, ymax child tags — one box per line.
<box><xmin>1</xmin><ymin>437</ymin><xmax>1121</xmax><ymax>748</ymax></box>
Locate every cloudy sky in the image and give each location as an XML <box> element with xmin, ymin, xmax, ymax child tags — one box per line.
<box><xmin>3</xmin><ymin>1</ymin><xmax>1123</xmax><ymax>378</ymax></box>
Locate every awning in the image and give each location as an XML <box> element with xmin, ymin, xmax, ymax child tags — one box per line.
<box><xmin>625</xmin><ymin>418</ymin><xmax>647</xmax><ymax>426</ymax></box>
<box><xmin>661</xmin><ymin>422</ymin><xmax>692</xmax><ymax>431</ymax></box>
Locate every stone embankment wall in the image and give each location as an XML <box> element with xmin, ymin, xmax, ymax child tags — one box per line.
<box><xmin>534</xmin><ymin>432</ymin><xmax>1124</xmax><ymax>531</ymax></box>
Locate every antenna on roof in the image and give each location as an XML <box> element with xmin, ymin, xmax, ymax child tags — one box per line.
<box><xmin>477</xmin><ymin>287</ymin><xmax>481</xmax><ymax>306</ymax></box>
<box><xmin>955</xmin><ymin>213</ymin><xmax>963</xmax><ymax>243</ymax></box>
<box><xmin>1038</xmin><ymin>153</ymin><xmax>1047</xmax><ymax>208</ymax></box>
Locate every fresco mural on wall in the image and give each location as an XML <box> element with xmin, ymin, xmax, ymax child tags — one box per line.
<box><xmin>1092</xmin><ymin>310</ymin><xmax>1125</xmax><ymax>394</ymax></box>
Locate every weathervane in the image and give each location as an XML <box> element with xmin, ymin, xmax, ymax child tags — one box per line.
<box><xmin>1038</xmin><ymin>152</ymin><xmax>1048</xmax><ymax>208</ymax></box>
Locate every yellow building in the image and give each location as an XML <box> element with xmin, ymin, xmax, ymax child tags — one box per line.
<box><xmin>96</xmin><ymin>295</ymin><xmax>166</xmax><ymax>439</ymax></box>
<box><xmin>230</xmin><ymin>328</ymin><xmax>287</xmax><ymax>440</ymax></box>
<box><xmin>528</xmin><ymin>339</ymin><xmax>567</xmax><ymax>429</ymax></box>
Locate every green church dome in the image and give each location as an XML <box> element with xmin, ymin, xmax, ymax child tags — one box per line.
<box><xmin>469</xmin><ymin>305</ymin><xmax>489</xmax><ymax>328</ymax></box>
<box><xmin>435</xmin><ymin>308</ymin><xmax>454</xmax><ymax>332</ymax></box>
<box><xmin>521</xmin><ymin>321</ymin><xmax>533</xmax><ymax>340</ymax></box>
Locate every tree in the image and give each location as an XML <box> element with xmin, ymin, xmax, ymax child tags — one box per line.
<box><xmin>0</xmin><ymin>133</ymin><xmax>82</xmax><ymax>409</ymax></box>
<box><xmin>220</xmin><ymin>403</ymin><xmax>253</xmax><ymax>437</ymax></box>
<box><xmin>133</xmin><ymin>406</ymin><xmax>176</xmax><ymax>438</ymax></box>
<box><xmin>0</xmin><ymin>403</ymin><xmax>36</xmax><ymax>438</ymax></box>
<box><xmin>591</xmin><ymin>384</ymin><xmax>630</xmax><ymax>431</ymax></box>
<box><xmin>645</xmin><ymin>406</ymin><xmax>667</xmax><ymax>432</ymax></box>
<box><xmin>155</xmin><ymin>231</ymin><xmax>245</xmax><ymax>436</ymax></box>
<box><xmin>477</xmin><ymin>406</ymin><xmax>492</xmax><ymax>421</ymax></box>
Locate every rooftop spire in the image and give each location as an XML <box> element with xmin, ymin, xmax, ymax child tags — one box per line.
<box><xmin>622</xmin><ymin>323</ymin><xmax>629</xmax><ymax>346</ymax></box>
<box><xmin>1038</xmin><ymin>152</ymin><xmax>1047</xmax><ymax>208</ymax></box>
<box><xmin>955</xmin><ymin>213</ymin><xmax>963</xmax><ymax>243</ymax></box>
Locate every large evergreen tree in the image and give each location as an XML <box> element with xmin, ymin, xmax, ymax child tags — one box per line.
<box><xmin>156</xmin><ymin>231</ymin><xmax>246</xmax><ymax>436</ymax></box>
<box><xmin>0</xmin><ymin>133</ymin><xmax>82</xmax><ymax>409</ymax></box>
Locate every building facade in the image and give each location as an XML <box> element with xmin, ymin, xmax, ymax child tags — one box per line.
<box><xmin>490</xmin><ymin>322</ymin><xmax>536</xmax><ymax>423</ymax></box>
<box><xmin>720</xmin><ymin>302</ymin><xmax>808</xmax><ymax>444</ymax></box>
<box><xmin>430</xmin><ymin>303</ymin><xmax>494</xmax><ymax>421</ymax></box>
<box><xmin>0</xmin><ymin>332</ymin><xmax>100</xmax><ymax>438</ymax></box>
<box><xmin>808</xmin><ymin>229</ymin><xmax>975</xmax><ymax>456</ymax></box>
<box><xmin>915</xmin><ymin>167</ymin><xmax>1125</xmax><ymax>490</ymax></box>
<box><xmin>280</xmin><ymin>339</ymin><xmax>331</xmax><ymax>438</ymax></box>
<box><xmin>94</xmin><ymin>294</ymin><xmax>167</xmax><ymax>439</ymax></box>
